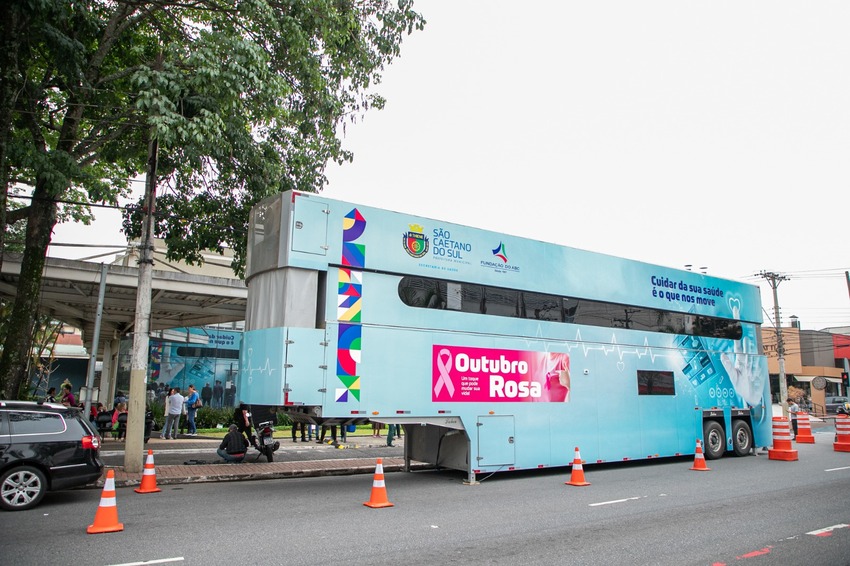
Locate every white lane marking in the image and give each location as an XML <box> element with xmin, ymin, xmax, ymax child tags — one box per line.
<box><xmin>806</xmin><ymin>524</ymin><xmax>850</xmax><ymax>537</ymax></box>
<box><xmin>589</xmin><ymin>496</ymin><xmax>642</xmax><ymax>507</ymax></box>
<box><xmin>824</xmin><ymin>466</ymin><xmax>850</xmax><ymax>472</ymax></box>
<box><xmin>107</xmin><ymin>558</ymin><xmax>185</xmax><ymax>565</ymax></box>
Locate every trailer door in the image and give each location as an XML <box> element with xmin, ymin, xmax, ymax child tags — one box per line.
<box><xmin>291</xmin><ymin>197</ymin><xmax>329</xmax><ymax>256</ymax></box>
<box><xmin>476</xmin><ymin>415</ymin><xmax>515</xmax><ymax>468</ymax></box>
<box><xmin>283</xmin><ymin>327</ymin><xmax>328</xmax><ymax>407</ymax></box>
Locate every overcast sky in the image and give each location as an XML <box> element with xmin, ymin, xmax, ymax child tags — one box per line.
<box><xmin>53</xmin><ymin>1</ymin><xmax>849</xmax><ymax>331</ymax></box>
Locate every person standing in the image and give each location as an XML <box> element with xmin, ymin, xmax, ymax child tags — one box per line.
<box><xmin>45</xmin><ymin>387</ymin><xmax>57</xmax><ymax>403</ymax></box>
<box><xmin>60</xmin><ymin>383</ymin><xmax>76</xmax><ymax>407</ymax></box>
<box><xmin>291</xmin><ymin>421</ymin><xmax>307</xmax><ymax>442</ymax></box>
<box><xmin>201</xmin><ymin>383</ymin><xmax>213</xmax><ymax>408</ymax></box>
<box><xmin>212</xmin><ymin>380</ymin><xmax>224</xmax><ymax>408</ymax></box>
<box><xmin>386</xmin><ymin>424</ymin><xmax>396</xmax><ymax>447</ymax></box>
<box><xmin>234</xmin><ymin>402</ymin><xmax>254</xmax><ymax>447</ymax></box>
<box><xmin>185</xmin><ymin>385</ymin><xmax>200</xmax><ymax>436</ymax></box>
<box><xmin>217</xmin><ymin>425</ymin><xmax>249</xmax><ymax>463</ymax></box>
<box><xmin>161</xmin><ymin>387</ymin><xmax>184</xmax><ymax>439</ymax></box>
<box><xmin>787</xmin><ymin>398</ymin><xmax>799</xmax><ymax>438</ymax></box>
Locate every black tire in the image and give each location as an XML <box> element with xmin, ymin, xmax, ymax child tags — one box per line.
<box><xmin>264</xmin><ymin>446</ymin><xmax>274</xmax><ymax>463</ymax></box>
<box><xmin>703</xmin><ymin>420</ymin><xmax>725</xmax><ymax>460</ymax></box>
<box><xmin>0</xmin><ymin>466</ymin><xmax>48</xmax><ymax>511</ymax></box>
<box><xmin>732</xmin><ymin>420</ymin><xmax>753</xmax><ymax>457</ymax></box>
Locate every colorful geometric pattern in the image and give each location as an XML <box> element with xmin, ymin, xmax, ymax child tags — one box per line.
<box><xmin>336</xmin><ymin>209</ymin><xmax>365</xmax><ymax>402</ymax></box>
<box><xmin>341</xmin><ymin>208</ymin><xmax>366</xmax><ymax>268</ymax></box>
<box><xmin>337</xmin><ymin>269</ymin><xmax>362</xmax><ymax>322</ymax></box>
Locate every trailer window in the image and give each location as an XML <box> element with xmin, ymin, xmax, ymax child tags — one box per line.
<box><xmin>637</xmin><ymin>370</ymin><xmax>675</xmax><ymax>395</ymax></box>
<box><xmin>397</xmin><ymin>276</ymin><xmax>743</xmax><ymax>341</ymax></box>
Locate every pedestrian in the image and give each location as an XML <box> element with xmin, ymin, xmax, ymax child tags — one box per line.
<box><xmin>787</xmin><ymin>398</ymin><xmax>799</xmax><ymax>438</ymax></box>
<box><xmin>185</xmin><ymin>384</ymin><xmax>200</xmax><ymax>436</ymax></box>
<box><xmin>212</xmin><ymin>380</ymin><xmax>224</xmax><ymax>408</ymax></box>
<box><xmin>217</xmin><ymin>424</ymin><xmax>249</xmax><ymax>463</ymax></box>
<box><xmin>45</xmin><ymin>387</ymin><xmax>57</xmax><ymax>403</ymax></box>
<box><xmin>60</xmin><ymin>383</ymin><xmax>76</xmax><ymax>407</ymax></box>
<box><xmin>291</xmin><ymin>421</ymin><xmax>307</xmax><ymax>442</ymax></box>
<box><xmin>161</xmin><ymin>387</ymin><xmax>184</xmax><ymax>439</ymax></box>
<box><xmin>113</xmin><ymin>390</ymin><xmax>127</xmax><ymax>406</ymax></box>
<box><xmin>111</xmin><ymin>402</ymin><xmax>128</xmax><ymax>440</ymax></box>
<box><xmin>317</xmin><ymin>424</ymin><xmax>338</xmax><ymax>444</ymax></box>
<box><xmin>386</xmin><ymin>423</ymin><xmax>397</xmax><ymax>447</ymax></box>
<box><xmin>201</xmin><ymin>382</ymin><xmax>213</xmax><ymax>408</ymax></box>
<box><xmin>89</xmin><ymin>402</ymin><xmax>104</xmax><ymax>423</ymax></box>
<box><xmin>234</xmin><ymin>402</ymin><xmax>255</xmax><ymax>447</ymax></box>
<box><xmin>371</xmin><ymin>421</ymin><xmax>382</xmax><ymax>438</ymax></box>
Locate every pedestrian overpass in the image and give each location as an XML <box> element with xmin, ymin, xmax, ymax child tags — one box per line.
<box><xmin>0</xmin><ymin>253</ymin><xmax>247</xmax><ymax>401</ymax></box>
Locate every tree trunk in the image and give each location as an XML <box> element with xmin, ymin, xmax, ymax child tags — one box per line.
<box><xmin>0</xmin><ymin>179</ymin><xmax>57</xmax><ymax>399</ymax></box>
<box><xmin>0</xmin><ymin>2</ymin><xmax>22</xmax><ymax>274</ymax></box>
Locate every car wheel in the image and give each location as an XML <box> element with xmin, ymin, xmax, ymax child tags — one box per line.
<box><xmin>0</xmin><ymin>466</ymin><xmax>48</xmax><ymax>511</ymax></box>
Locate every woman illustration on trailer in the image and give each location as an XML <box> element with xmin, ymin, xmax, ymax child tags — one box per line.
<box><xmin>540</xmin><ymin>352</ymin><xmax>571</xmax><ymax>403</ymax></box>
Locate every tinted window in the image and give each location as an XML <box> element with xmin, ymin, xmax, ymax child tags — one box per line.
<box><xmin>522</xmin><ymin>292</ymin><xmax>562</xmax><ymax>321</ymax></box>
<box><xmin>9</xmin><ymin>411</ymin><xmax>67</xmax><ymax>435</ymax></box>
<box><xmin>485</xmin><ymin>287</ymin><xmax>519</xmax><ymax>318</ymax></box>
<box><xmin>398</xmin><ymin>276</ymin><xmax>743</xmax><ymax>340</ymax></box>
<box><xmin>398</xmin><ymin>277</ymin><xmax>447</xmax><ymax>309</ymax></box>
<box><xmin>637</xmin><ymin>371</ymin><xmax>675</xmax><ymax>395</ymax></box>
<box><xmin>459</xmin><ymin>284</ymin><xmax>484</xmax><ymax>314</ymax></box>
<box><xmin>175</xmin><ymin>347</ymin><xmax>240</xmax><ymax>359</ymax></box>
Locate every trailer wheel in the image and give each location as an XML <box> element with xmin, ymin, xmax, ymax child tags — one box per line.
<box><xmin>732</xmin><ymin>420</ymin><xmax>752</xmax><ymax>457</ymax></box>
<box><xmin>703</xmin><ymin>421</ymin><xmax>725</xmax><ymax>460</ymax></box>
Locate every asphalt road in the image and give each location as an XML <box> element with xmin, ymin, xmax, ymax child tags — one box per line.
<box><xmin>2</xmin><ymin>429</ymin><xmax>849</xmax><ymax>565</ymax></box>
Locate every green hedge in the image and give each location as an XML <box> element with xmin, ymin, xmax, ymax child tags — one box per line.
<box><xmin>148</xmin><ymin>405</ymin><xmax>294</xmax><ymax>430</ymax></box>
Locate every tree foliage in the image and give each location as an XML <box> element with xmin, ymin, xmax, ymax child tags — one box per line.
<box><xmin>0</xmin><ymin>0</ymin><xmax>425</xmax><ymax>398</ymax></box>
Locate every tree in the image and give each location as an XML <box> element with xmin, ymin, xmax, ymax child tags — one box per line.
<box><xmin>0</xmin><ymin>0</ymin><xmax>425</xmax><ymax>399</ymax></box>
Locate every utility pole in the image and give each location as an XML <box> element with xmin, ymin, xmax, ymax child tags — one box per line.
<box><xmin>845</xmin><ymin>270</ymin><xmax>849</xmax><ymax>300</ymax></box>
<box><xmin>124</xmin><ymin>133</ymin><xmax>158</xmax><ymax>474</ymax></box>
<box><xmin>760</xmin><ymin>271</ymin><xmax>789</xmax><ymax>417</ymax></box>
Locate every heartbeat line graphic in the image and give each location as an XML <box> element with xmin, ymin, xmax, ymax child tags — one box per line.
<box><xmin>241</xmin><ymin>349</ymin><xmax>278</xmax><ymax>384</ymax></box>
<box><xmin>521</xmin><ymin>328</ymin><xmax>677</xmax><ymax>366</ymax></box>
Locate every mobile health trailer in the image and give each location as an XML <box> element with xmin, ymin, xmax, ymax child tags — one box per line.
<box><xmin>239</xmin><ymin>191</ymin><xmax>771</xmax><ymax>483</ymax></box>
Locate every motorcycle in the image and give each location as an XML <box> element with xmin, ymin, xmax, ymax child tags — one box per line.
<box><xmin>251</xmin><ymin>416</ymin><xmax>280</xmax><ymax>462</ymax></box>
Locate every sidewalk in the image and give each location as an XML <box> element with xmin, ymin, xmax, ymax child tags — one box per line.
<box><xmin>100</xmin><ymin>433</ymin><xmax>417</xmax><ymax>488</ymax></box>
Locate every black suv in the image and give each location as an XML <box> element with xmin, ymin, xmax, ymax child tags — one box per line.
<box><xmin>0</xmin><ymin>400</ymin><xmax>104</xmax><ymax>511</ymax></box>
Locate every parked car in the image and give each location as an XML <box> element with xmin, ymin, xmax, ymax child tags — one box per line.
<box><xmin>824</xmin><ymin>396</ymin><xmax>849</xmax><ymax>414</ymax></box>
<box><xmin>0</xmin><ymin>401</ymin><xmax>104</xmax><ymax>511</ymax></box>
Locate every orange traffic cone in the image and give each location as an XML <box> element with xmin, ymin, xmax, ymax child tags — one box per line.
<box><xmin>134</xmin><ymin>450</ymin><xmax>161</xmax><ymax>494</ymax></box>
<box><xmin>363</xmin><ymin>458</ymin><xmax>394</xmax><ymax>508</ymax></box>
<box><xmin>794</xmin><ymin>412</ymin><xmax>815</xmax><ymax>444</ymax></box>
<box><xmin>87</xmin><ymin>469</ymin><xmax>124</xmax><ymax>534</ymax></box>
<box><xmin>768</xmin><ymin>416</ymin><xmax>798</xmax><ymax>461</ymax></box>
<box><xmin>565</xmin><ymin>447</ymin><xmax>590</xmax><ymax>486</ymax></box>
<box><xmin>834</xmin><ymin>414</ymin><xmax>850</xmax><ymax>452</ymax></box>
<box><xmin>689</xmin><ymin>439</ymin><xmax>710</xmax><ymax>471</ymax></box>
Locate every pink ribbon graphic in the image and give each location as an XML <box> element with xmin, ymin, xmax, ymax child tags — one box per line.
<box><xmin>434</xmin><ymin>348</ymin><xmax>456</xmax><ymax>398</ymax></box>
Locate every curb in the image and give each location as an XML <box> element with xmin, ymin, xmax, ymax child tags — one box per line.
<box><xmin>99</xmin><ymin>459</ymin><xmax>431</xmax><ymax>488</ymax></box>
